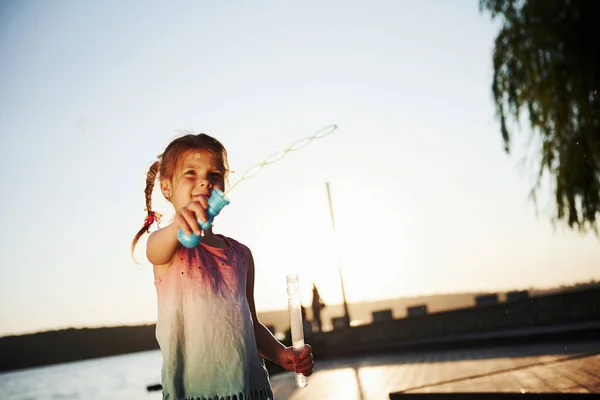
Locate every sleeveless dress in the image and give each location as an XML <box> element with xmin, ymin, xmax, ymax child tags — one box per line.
<box><xmin>154</xmin><ymin>235</ymin><xmax>274</xmax><ymax>400</ymax></box>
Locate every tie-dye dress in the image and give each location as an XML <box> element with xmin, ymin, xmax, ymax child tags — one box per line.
<box><xmin>154</xmin><ymin>235</ymin><xmax>274</xmax><ymax>400</ymax></box>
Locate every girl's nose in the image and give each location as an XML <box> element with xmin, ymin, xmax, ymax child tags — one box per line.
<box><xmin>198</xmin><ymin>178</ymin><xmax>212</xmax><ymax>188</ymax></box>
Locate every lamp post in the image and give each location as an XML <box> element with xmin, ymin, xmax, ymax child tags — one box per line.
<box><xmin>325</xmin><ymin>182</ymin><xmax>351</xmax><ymax>328</ymax></box>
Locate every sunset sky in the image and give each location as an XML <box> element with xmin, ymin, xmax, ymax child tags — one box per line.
<box><xmin>1</xmin><ymin>0</ymin><xmax>599</xmax><ymax>337</ymax></box>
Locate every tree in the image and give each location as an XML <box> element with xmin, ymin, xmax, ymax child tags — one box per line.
<box><xmin>479</xmin><ymin>0</ymin><xmax>600</xmax><ymax>234</ymax></box>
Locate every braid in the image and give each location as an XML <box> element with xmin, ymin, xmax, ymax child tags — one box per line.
<box><xmin>131</xmin><ymin>160</ymin><xmax>161</xmax><ymax>262</ymax></box>
<box><xmin>144</xmin><ymin>160</ymin><xmax>160</xmax><ymax>213</ymax></box>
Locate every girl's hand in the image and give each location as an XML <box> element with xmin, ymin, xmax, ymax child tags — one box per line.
<box><xmin>174</xmin><ymin>199</ymin><xmax>209</xmax><ymax>236</ymax></box>
<box><xmin>278</xmin><ymin>344</ymin><xmax>314</xmax><ymax>376</ymax></box>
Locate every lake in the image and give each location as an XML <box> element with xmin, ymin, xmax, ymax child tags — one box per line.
<box><xmin>0</xmin><ymin>350</ymin><xmax>164</xmax><ymax>400</ymax></box>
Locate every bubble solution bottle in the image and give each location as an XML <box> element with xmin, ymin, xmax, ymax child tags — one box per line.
<box><xmin>286</xmin><ymin>273</ymin><xmax>308</xmax><ymax>388</ymax></box>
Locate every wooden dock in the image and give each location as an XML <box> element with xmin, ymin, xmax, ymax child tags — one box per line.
<box><xmin>270</xmin><ymin>340</ymin><xmax>600</xmax><ymax>399</ymax></box>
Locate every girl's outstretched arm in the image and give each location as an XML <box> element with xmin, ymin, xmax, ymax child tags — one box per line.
<box><xmin>146</xmin><ymin>223</ymin><xmax>181</xmax><ymax>265</ymax></box>
<box><xmin>147</xmin><ymin>199</ymin><xmax>209</xmax><ymax>265</ymax></box>
<box><xmin>244</xmin><ymin>247</ymin><xmax>314</xmax><ymax>376</ymax></box>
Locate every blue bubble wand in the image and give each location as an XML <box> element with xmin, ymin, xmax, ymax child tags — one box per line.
<box><xmin>177</xmin><ymin>124</ymin><xmax>338</xmax><ymax>248</ymax></box>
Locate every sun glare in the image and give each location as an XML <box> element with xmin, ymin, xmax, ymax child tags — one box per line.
<box><xmin>284</xmin><ymin>183</ymin><xmax>413</xmax><ymax>307</ymax></box>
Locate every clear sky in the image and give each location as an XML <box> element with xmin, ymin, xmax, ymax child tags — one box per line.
<box><xmin>1</xmin><ymin>0</ymin><xmax>598</xmax><ymax>337</ymax></box>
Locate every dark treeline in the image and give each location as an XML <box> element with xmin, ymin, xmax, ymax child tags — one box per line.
<box><xmin>0</xmin><ymin>325</ymin><xmax>158</xmax><ymax>372</ymax></box>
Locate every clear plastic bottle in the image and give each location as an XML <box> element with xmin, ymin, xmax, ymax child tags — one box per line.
<box><xmin>286</xmin><ymin>273</ymin><xmax>308</xmax><ymax>388</ymax></box>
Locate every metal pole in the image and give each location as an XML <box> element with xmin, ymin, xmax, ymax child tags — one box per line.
<box><xmin>325</xmin><ymin>182</ymin><xmax>351</xmax><ymax>327</ymax></box>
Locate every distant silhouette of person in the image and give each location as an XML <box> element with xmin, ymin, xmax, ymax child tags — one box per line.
<box><xmin>311</xmin><ymin>283</ymin><xmax>326</xmax><ymax>333</ymax></box>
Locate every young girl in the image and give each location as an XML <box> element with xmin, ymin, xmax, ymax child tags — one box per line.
<box><xmin>131</xmin><ymin>133</ymin><xmax>314</xmax><ymax>400</ymax></box>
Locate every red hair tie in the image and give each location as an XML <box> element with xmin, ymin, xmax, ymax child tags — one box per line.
<box><xmin>143</xmin><ymin>210</ymin><xmax>162</xmax><ymax>231</ymax></box>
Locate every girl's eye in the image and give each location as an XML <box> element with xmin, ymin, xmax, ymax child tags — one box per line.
<box><xmin>209</xmin><ymin>172</ymin><xmax>223</xmax><ymax>180</ymax></box>
<box><xmin>185</xmin><ymin>170</ymin><xmax>196</xmax><ymax>175</ymax></box>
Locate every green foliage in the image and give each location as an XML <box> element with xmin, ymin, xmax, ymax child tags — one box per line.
<box><xmin>480</xmin><ymin>0</ymin><xmax>600</xmax><ymax>233</ymax></box>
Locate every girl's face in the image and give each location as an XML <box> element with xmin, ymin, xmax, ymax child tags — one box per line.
<box><xmin>161</xmin><ymin>148</ymin><xmax>225</xmax><ymax>211</ymax></box>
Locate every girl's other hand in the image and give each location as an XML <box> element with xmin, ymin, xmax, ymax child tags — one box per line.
<box><xmin>278</xmin><ymin>344</ymin><xmax>314</xmax><ymax>376</ymax></box>
<box><xmin>174</xmin><ymin>199</ymin><xmax>209</xmax><ymax>236</ymax></box>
